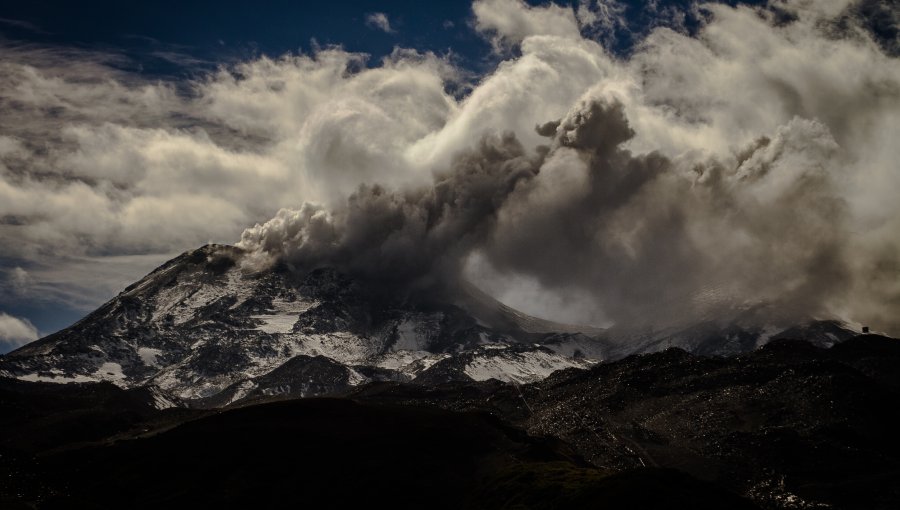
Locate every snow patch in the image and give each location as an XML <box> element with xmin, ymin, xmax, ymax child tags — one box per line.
<box><xmin>375</xmin><ymin>350</ymin><xmax>431</xmax><ymax>370</ymax></box>
<box><xmin>392</xmin><ymin>320</ymin><xmax>426</xmax><ymax>350</ymax></box>
<box><xmin>151</xmin><ymin>266</ymin><xmax>255</xmax><ymax>325</ymax></box>
<box><xmin>95</xmin><ymin>362</ymin><xmax>127</xmax><ymax>386</ymax></box>
<box><xmin>250</xmin><ymin>298</ymin><xmax>318</xmax><ymax>334</ymax></box>
<box><xmin>138</xmin><ymin>347</ymin><xmax>163</xmax><ymax>367</ymax></box>
<box><xmin>251</xmin><ymin>314</ymin><xmax>299</xmax><ymax>334</ymax></box>
<box><xmin>390</xmin><ymin>314</ymin><xmax>442</xmax><ymax>351</ymax></box>
<box><xmin>374</xmin><ymin>351</ymin><xmax>450</xmax><ymax>377</ymax></box>
<box><xmin>464</xmin><ymin>349</ymin><xmax>587</xmax><ymax>384</ymax></box>
<box><xmin>288</xmin><ymin>331</ymin><xmax>377</xmax><ymax>365</ymax></box>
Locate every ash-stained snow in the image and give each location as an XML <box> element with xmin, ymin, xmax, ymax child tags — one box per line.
<box><xmin>391</xmin><ymin>314</ymin><xmax>442</xmax><ymax>351</ymax></box>
<box><xmin>409</xmin><ymin>354</ymin><xmax>450</xmax><ymax>372</ymax></box>
<box><xmin>288</xmin><ymin>332</ymin><xmax>378</xmax><ymax>366</ymax></box>
<box><xmin>464</xmin><ymin>349</ymin><xmax>591</xmax><ymax>384</ymax></box>
<box><xmin>375</xmin><ymin>350</ymin><xmax>448</xmax><ymax>374</ymax></box>
<box><xmin>347</xmin><ymin>368</ymin><xmax>366</xmax><ymax>386</ymax></box>
<box><xmin>152</xmin><ymin>368</ymin><xmax>234</xmax><ymax>400</ymax></box>
<box><xmin>151</xmin><ymin>264</ymin><xmax>255</xmax><ymax>325</ymax></box>
<box><xmin>251</xmin><ymin>314</ymin><xmax>299</xmax><ymax>334</ymax></box>
<box><xmin>95</xmin><ymin>362</ymin><xmax>127</xmax><ymax>386</ymax></box>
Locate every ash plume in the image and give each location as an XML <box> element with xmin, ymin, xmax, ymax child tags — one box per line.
<box><xmin>484</xmin><ymin>101</ymin><xmax>850</xmax><ymax>327</ymax></box>
<box><xmin>238</xmin><ymin>133</ymin><xmax>544</xmax><ymax>294</ymax></box>
<box><xmin>239</xmin><ymin>97</ymin><xmax>857</xmax><ymax>329</ymax></box>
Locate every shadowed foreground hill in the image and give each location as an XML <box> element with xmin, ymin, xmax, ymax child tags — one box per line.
<box><xmin>354</xmin><ymin>335</ymin><xmax>900</xmax><ymax>509</ymax></box>
<box><xmin>1</xmin><ymin>397</ymin><xmax>755</xmax><ymax>510</ymax></box>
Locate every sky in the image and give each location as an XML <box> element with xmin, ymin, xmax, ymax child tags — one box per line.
<box><xmin>0</xmin><ymin>0</ymin><xmax>898</xmax><ymax>352</ymax></box>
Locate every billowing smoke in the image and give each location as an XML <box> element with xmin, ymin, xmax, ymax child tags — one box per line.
<box><xmin>239</xmin><ymin>97</ymin><xmax>857</xmax><ymax>328</ymax></box>
<box><xmin>239</xmin><ymin>133</ymin><xmax>544</xmax><ymax>294</ymax></box>
<box><xmin>484</xmin><ymin>100</ymin><xmax>850</xmax><ymax>326</ymax></box>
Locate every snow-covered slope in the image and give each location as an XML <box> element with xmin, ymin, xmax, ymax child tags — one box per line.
<box><xmin>0</xmin><ymin>245</ymin><xmax>598</xmax><ymax>403</ymax></box>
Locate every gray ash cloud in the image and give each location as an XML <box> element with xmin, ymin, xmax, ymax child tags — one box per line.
<box><xmin>239</xmin><ymin>133</ymin><xmax>545</xmax><ymax>294</ymax></box>
<box><xmin>240</xmin><ymin>97</ymin><xmax>866</xmax><ymax>329</ymax></box>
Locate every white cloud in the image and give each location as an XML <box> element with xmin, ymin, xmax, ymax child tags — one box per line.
<box><xmin>0</xmin><ymin>46</ymin><xmax>459</xmax><ymax>262</ymax></box>
<box><xmin>576</xmin><ymin>0</ymin><xmax>626</xmax><ymax>33</ymax></box>
<box><xmin>365</xmin><ymin>12</ymin><xmax>395</xmax><ymax>33</ymax></box>
<box><xmin>0</xmin><ymin>312</ymin><xmax>39</xmax><ymax>351</ymax></box>
<box><xmin>473</xmin><ymin>0</ymin><xmax>582</xmax><ymax>50</ymax></box>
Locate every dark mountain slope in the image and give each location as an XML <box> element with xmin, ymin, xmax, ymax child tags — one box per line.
<box><xmin>3</xmin><ymin>397</ymin><xmax>756</xmax><ymax>510</ymax></box>
<box><xmin>351</xmin><ymin>335</ymin><xmax>900</xmax><ymax>510</ymax></box>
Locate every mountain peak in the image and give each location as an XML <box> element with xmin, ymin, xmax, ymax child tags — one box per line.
<box><xmin>0</xmin><ymin>244</ymin><xmax>600</xmax><ymax>403</ymax></box>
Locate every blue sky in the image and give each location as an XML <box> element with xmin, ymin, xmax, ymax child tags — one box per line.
<box><xmin>1</xmin><ymin>1</ymin><xmax>485</xmax><ymax>74</ymax></box>
<box><xmin>0</xmin><ymin>1</ymin><xmax>767</xmax><ymax>73</ymax></box>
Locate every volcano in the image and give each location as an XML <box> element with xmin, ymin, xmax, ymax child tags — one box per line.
<box><xmin>0</xmin><ymin>245</ymin><xmax>601</xmax><ymax>405</ymax></box>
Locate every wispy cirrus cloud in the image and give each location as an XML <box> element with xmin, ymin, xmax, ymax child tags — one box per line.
<box><xmin>365</xmin><ymin>12</ymin><xmax>395</xmax><ymax>34</ymax></box>
<box><xmin>0</xmin><ymin>17</ymin><xmax>50</xmax><ymax>35</ymax></box>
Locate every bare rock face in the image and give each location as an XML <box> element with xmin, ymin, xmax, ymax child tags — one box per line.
<box><xmin>351</xmin><ymin>335</ymin><xmax>900</xmax><ymax>510</ymax></box>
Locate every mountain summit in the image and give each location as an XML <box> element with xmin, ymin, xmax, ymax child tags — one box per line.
<box><xmin>0</xmin><ymin>245</ymin><xmax>600</xmax><ymax>404</ymax></box>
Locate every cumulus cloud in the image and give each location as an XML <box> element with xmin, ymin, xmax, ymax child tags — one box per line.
<box><xmin>0</xmin><ymin>45</ymin><xmax>459</xmax><ymax>262</ymax></box>
<box><xmin>1</xmin><ymin>0</ymin><xmax>898</xmax><ymax>336</ymax></box>
<box><xmin>472</xmin><ymin>0</ymin><xmax>582</xmax><ymax>50</ymax></box>
<box><xmin>0</xmin><ymin>312</ymin><xmax>39</xmax><ymax>352</ymax></box>
<box><xmin>576</xmin><ymin>0</ymin><xmax>626</xmax><ymax>32</ymax></box>
<box><xmin>365</xmin><ymin>12</ymin><xmax>395</xmax><ymax>33</ymax></box>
